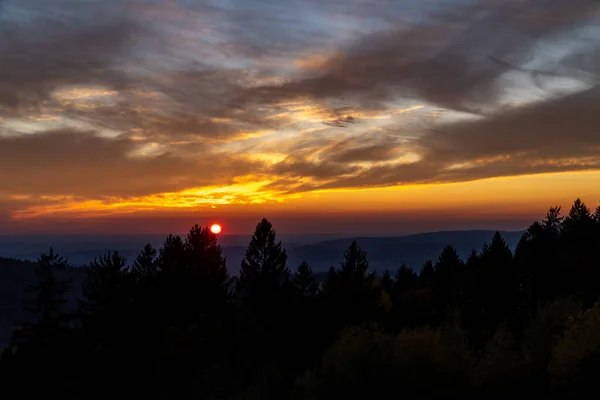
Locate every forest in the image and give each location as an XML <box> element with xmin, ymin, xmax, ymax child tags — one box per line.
<box><xmin>1</xmin><ymin>198</ymin><xmax>600</xmax><ymax>399</ymax></box>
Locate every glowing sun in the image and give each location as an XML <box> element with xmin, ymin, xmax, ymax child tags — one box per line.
<box><xmin>210</xmin><ymin>224</ymin><xmax>222</xmax><ymax>234</ymax></box>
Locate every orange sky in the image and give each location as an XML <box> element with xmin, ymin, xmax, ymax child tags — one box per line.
<box><xmin>1</xmin><ymin>0</ymin><xmax>599</xmax><ymax>234</ymax></box>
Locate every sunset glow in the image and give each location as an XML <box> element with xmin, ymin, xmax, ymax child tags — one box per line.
<box><xmin>210</xmin><ymin>224</ymin><xmax>222</xmax><ymax>235</ymax></box>
<box><xmin>0</xmin><ymin>0</ymin><xmax>599</xmax><ymax>234</ymax></box>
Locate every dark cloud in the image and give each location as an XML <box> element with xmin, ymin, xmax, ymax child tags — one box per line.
<box><xmin>0</xmin><ymin>1</ymin><xmax>140</xmax><ymax>112</ymax></box>
<box><xmin>0</xmin><ymin>130</ymin><xmax>260</xmax><ymax>197</ymax></box>
<box><xmin>245</xmin><ymin>0</ymin><xmax>599</xmax><ymax>113</ymax></box>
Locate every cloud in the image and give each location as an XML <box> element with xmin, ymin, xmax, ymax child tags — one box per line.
<box><xmin>265</xmin><ymin>84</ymin><xmax>600</xmax><ymax>192</ymax></box>
<box><xmin>1</xmin><ymin>0</ymin><xmax>600</xmax><ymax>223</ymax></box>
<box><xmin>0</xmin><ymin>130</ymin><xmax>261</xmax><ymax>198</ymax></box>
<box><xmin>0</xmin><ymin>1</ymin><xmax>141</xmax><ymax>113</ymax></box>
<box><xmin>244</xmin><ymin>0</ymin><xmax>600</xmax><ymax>113</ymax></box>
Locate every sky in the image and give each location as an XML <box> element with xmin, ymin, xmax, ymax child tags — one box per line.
<box><xmin>0</xmin><ymin>0</ymin><xmax>599</xmax><ymax>235</ymax></box>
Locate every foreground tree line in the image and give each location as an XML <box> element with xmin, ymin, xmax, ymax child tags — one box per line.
<box><xmin>1</xmin><ymin>198</ymin><xmax>600</xmax><ymax>399</ymax></box>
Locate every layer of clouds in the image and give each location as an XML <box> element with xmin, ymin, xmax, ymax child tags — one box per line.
<box><xmin>1</xmin><ymin>0</ymin><xmax>600</xmax><ymax>219</ymax></box>
<box><xmin>0</xmin><ymin>130</ymin><xmax>261</xmax><ymax>197</ymax></box>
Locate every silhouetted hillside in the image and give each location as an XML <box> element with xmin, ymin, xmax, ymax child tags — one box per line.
<box><xmin>2</xmin><ymin>199</ymin><xmax>600</xmax><ymax>399</ymax></box>
<box><xmin>290</xmin><ymin>230</ymin><xmax>524</xmax><ymax>272</ymax></box>
<box><xmin>0</xmin><ymin>229</ymin><xmax>520</xmax><ymax>349</ymax></box>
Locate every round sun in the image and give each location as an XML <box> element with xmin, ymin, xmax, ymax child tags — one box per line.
<box><xmin>210</xmin><ymin>224</ymin><xmax>222</xmax><ymax>234</ymax></box>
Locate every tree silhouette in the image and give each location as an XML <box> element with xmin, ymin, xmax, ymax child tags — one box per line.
<box><xmin>132</xmin><ymin>243</ymin><xmax>158</xmax><ymax>278</ymax></box>
<box><xmin>79</xmin><ymin>252</ymin><xmax>131</xmax><ymax>348</ymax></box>
<box><xmin>381</xmin><ymin>270</ymin><xmax>393</xmax><ymax>293</ymax></box>
<box><xmin>293</xmin><ymin>261</ymin><xmax>319</xmax><ymax>297</ymax></box>
<box><xmin>237</xmin><ymin>218</ymin><xmax>290</xmax><ymax>306</ymax></box>
<box><xmin>434</xmin><ymin>245</ymin><xmax>464</xmax><ymax>315</ymax></box>
<box><xmin>419</xmin><ymin>260</ymin><xmax>435</xmax><ymax>287</ymax></box>
<box><xmin>324</xmin><ymin>241</ymin><xmax>379</xmax><ymax>329</ymax></box>
<box><xmin>157</xmin><ymin>234</ymin><xmax>186</xmax><ymax>273</ymax></box>
<box><xmin>562</xmin><ymin>199</ymin><xmax>598</xmax><ymax>305</ymax></box>
<box><xmin>12</xmin><ymin>248</ymin><xmax>71</xmax><ymax>347</ymax></box>
<box><xmin>394</xmin><ymin>264</ymin><xmax>417</xmax><ymax>294</ymax></box>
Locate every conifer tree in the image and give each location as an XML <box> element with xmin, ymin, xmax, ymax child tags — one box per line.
<box><xmin>434</xmin><ymin>245</ymin><xmax>464</xmax><ymax>309</ymax></box>
<box><xmin>479</xmin><ymin>232</ymin><xmax>516</xmax><ymax>326</ymax></box>
<box><xmin>381</xmin><ymin>270</ymin><xmax>393</xmax><ymax>293</ymax></box>
<box><xmin>158</xmin><ymin>234</ymin><xmax>186</xmax><ymax>272</ymax></box>
<box><xmin>237</xmin><ymin>218</ymin><xmax>289</xmax><ymax>302</ymax></box>
<box><xmin>324</xmin><ymin>241</ymin><xmax>378</xmax><ymax>327</ymax></box>
<box><xmin>419</xmin><ymin>260</ymin><xmax>435</xmax><ymax>287</ymax></box>
<box><xmin>13</xmin><ymin>248</ymin><xmax>72</xmax><ymax>347</ymax></box>
<box><xmin>293</xmin><ymin>261</ymin><xmax>318</xmax><ymax>297</ymax></box>
<box><xmin>79</xmin><ymin>252</ymin><xmax>130</xmax><ymax>345</ymax></box>
<box><xmin>394</xmin><ymin>264</ymin><xmax>417</xmax><ymax>295</ymax></box>
<box><xmin>132</xmin><ymin>243</ymin><xmax>158</xmax><ymax>278</ymax></box>
<box><xmin>185</xmin><ymin>224</ymin><xmax>229</xmax><ymax>288</ymax></box>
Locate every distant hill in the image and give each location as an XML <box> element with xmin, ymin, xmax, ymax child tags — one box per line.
<box><xmin>287</xmin><ymin>230</ymin><xmax>524</xmax><ymax>273</ymax></box>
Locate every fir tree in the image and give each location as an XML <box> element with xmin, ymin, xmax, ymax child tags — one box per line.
<box><xmin>434</xmin><ymin>245</ymin><xmax>464</xmax><ymax>309</ymax></box>
<box><xmin>419</xmin><ymin>260</ymin><xmax>435</xmax><ymax>287</ymax></box>
<box><xmin>237</xmin><ymin>218</ymin><xmax>289</xmax><ymax>301</ymax></box>
<box><xmin>132</xmin><ymin>243</ymin><xmax>158</xmax><ymax>278</ymax></box>
<box><xmin>13</xmin><ymin>248</ymin><xmax>72</xmax><ymax>347</ymax></box>
<box><xmin>293</xmin><ymin>261</ymin><xmax>318</xmax><ymax>297</ymax></box>
<box><xmin>185</xmin><ymin>224</ymin><xmax>229</xmax><ymax>287</ymax></box>
<box><xmin>381</xmin><ymin>270</ymin><xmax>393</xmax><ymax>293</ymax></box>
<box><xmin>394</xmin><ymin>264</ymin><xmax>417</xmax><ymax>293</ymax></box>
<box><xmin>79</xmin><ymin>252</ymin><xmax>130</xmax><ymax>344</ymax></box>
<box><xmin>158</xmin><ymin>234</ymin><xmax>186</xmax><ymax>272</ymax></box>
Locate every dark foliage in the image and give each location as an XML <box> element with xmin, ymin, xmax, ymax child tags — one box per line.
<box><xmin>2</xmin><ymin>198</ymin><xmax>600</xmax><ymax>399</ymax></box>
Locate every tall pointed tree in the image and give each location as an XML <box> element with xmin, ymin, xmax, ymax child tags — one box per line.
<box><xmin>594</xmin><ymin>202</ymin><xmax>600</xmax><ymax>223</ymax></box>
<box><xmin>419</xmin><ymin>260</ymin><xmax>435</xmax><ymax>287</ymax></box>
<box><xmin>324</xmin><ymin>241</ymin><xmax>378</xmax><ymax>328</ymax></box>
<box><xmin>380</xmin><ymin>270</ymin><xmax>393</xmax><ymax>293</ymax></box>
<box><xmin>394</xmin><ymin>264</ymin><xmax>417</xmax><ymax>292</ymax></box>
<box><xmin>79</xmin><ymin>252</ymin><xmax>131</xmax><ymax>345</ymax></box>
<box><xmin>478</xmin><ymin>232</ymin><xmax>516</xmax><ymax>326</ymax></box>
<box><xmin>184</xmin><ymin>225</ymin><xmax>230</xmax><ymax>300</ymax></box>
<box><xmin>132</xmin><ymin>243</ymin><xmax>158</xmax><ymax>278</ymax></box>
<box><xmin>157</xmin><ymin>234</ymin><xmax>186</xmax><ymax>273</ymax></box>
<box><xmin>562</xmin><ymin>199</ymin><xmax>600</xmax><ymax>304</ymax></box>
<box><xmin>293</xmin><ymin>261</ymin><xmax>319</xmax><ymax>297</ymax></box>
<box><xmin>434</xmin><ymin>245</ymin><xmax>464</xmax><ymax>310</ymax></box>
<box><xmin>237</xmin><ymin>217</ymin><xmax>290</xmax><ymax>327</ymax></box>
<box><xmin>13</xmin><ymin>248</ymin><xmax>72</xmax><ymax>347</ymax></box>
<box><xmin>238</xmin><ymin>218</ymin><xmax>289</xmax><ymax>299</ymax></box>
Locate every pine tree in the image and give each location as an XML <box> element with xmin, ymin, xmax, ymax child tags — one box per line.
<box><xmin>13</xmin><ymin>248</ymin><xmax>72</xmax><ymax>347</ymax></box>
<box><xmin>324</xmin><ymin>241</ymin><xmax>378</xmax><ymax>327</ymax></box>
<box><xmin>237</xmin><ymin>218</ymin><xmax>289</xmax><ymax>301</ymax></box>
<box><xmin>293</xmin><ymin>261</ymin><xmax>318</xmax><ymax>297</ymax></box>
<box><xmin>434</xmin><ymin>245</ymin><xmax>464</xmax><ymax>309</ymax></box>
<box><xmin>543</xmin><ymin>206</ymin><xmax>563</xmax><ymax>232</ymax></box>
<box><xmin>185</xmin><ymin>224</ymin><xmax>229</xmax><ymax>287</ymax></box>
<box><xmin>339</xmin><ymin>241</ymin><xmax>370</xmax><ymax>285</ymax></box>
<box><xmin>158</xmin><ymin>234</ymin><xmax>186</xmax><ymax>272</ymax></box>
<box><xmin>594</xmin><ymin>203</ymin><xmax>600</xmax><ymax>223</ymax></box>
<box><xmin>562</xmin><ymin>199</ymin><xmax>600</xmax><ymax>305</ymax></box>
<box><xmin>132</xmin><ymin>243</ymin><xmax>158</xmax><ymax>278</ymax></box>
<box><xmin>478</xmin><ymin>232</ymin><xmax>516</xmax><ymax>326</ymax></box>
<box><xmin>381</xmin><ymin>270</ymin><xmax>393</xmax><ymax>293</ymax></box>
<box><xmin>393</xmin><ymin>264</ymin><xmax>417</xmax><ymax>295</ymax></box>
<box><xmin>419</xmin><ymin>260</ymin><xmax>435</xmax><ymax>287</ymax></box>
<box><xmin>79</xmin><ymin>252</ymin><xmax>130</xmax><ymax>344</ymax></box>
<box><xmin>466</xmin><ymin>249</ymin><xmax>479</xmax><ymax>268</ymax></box>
